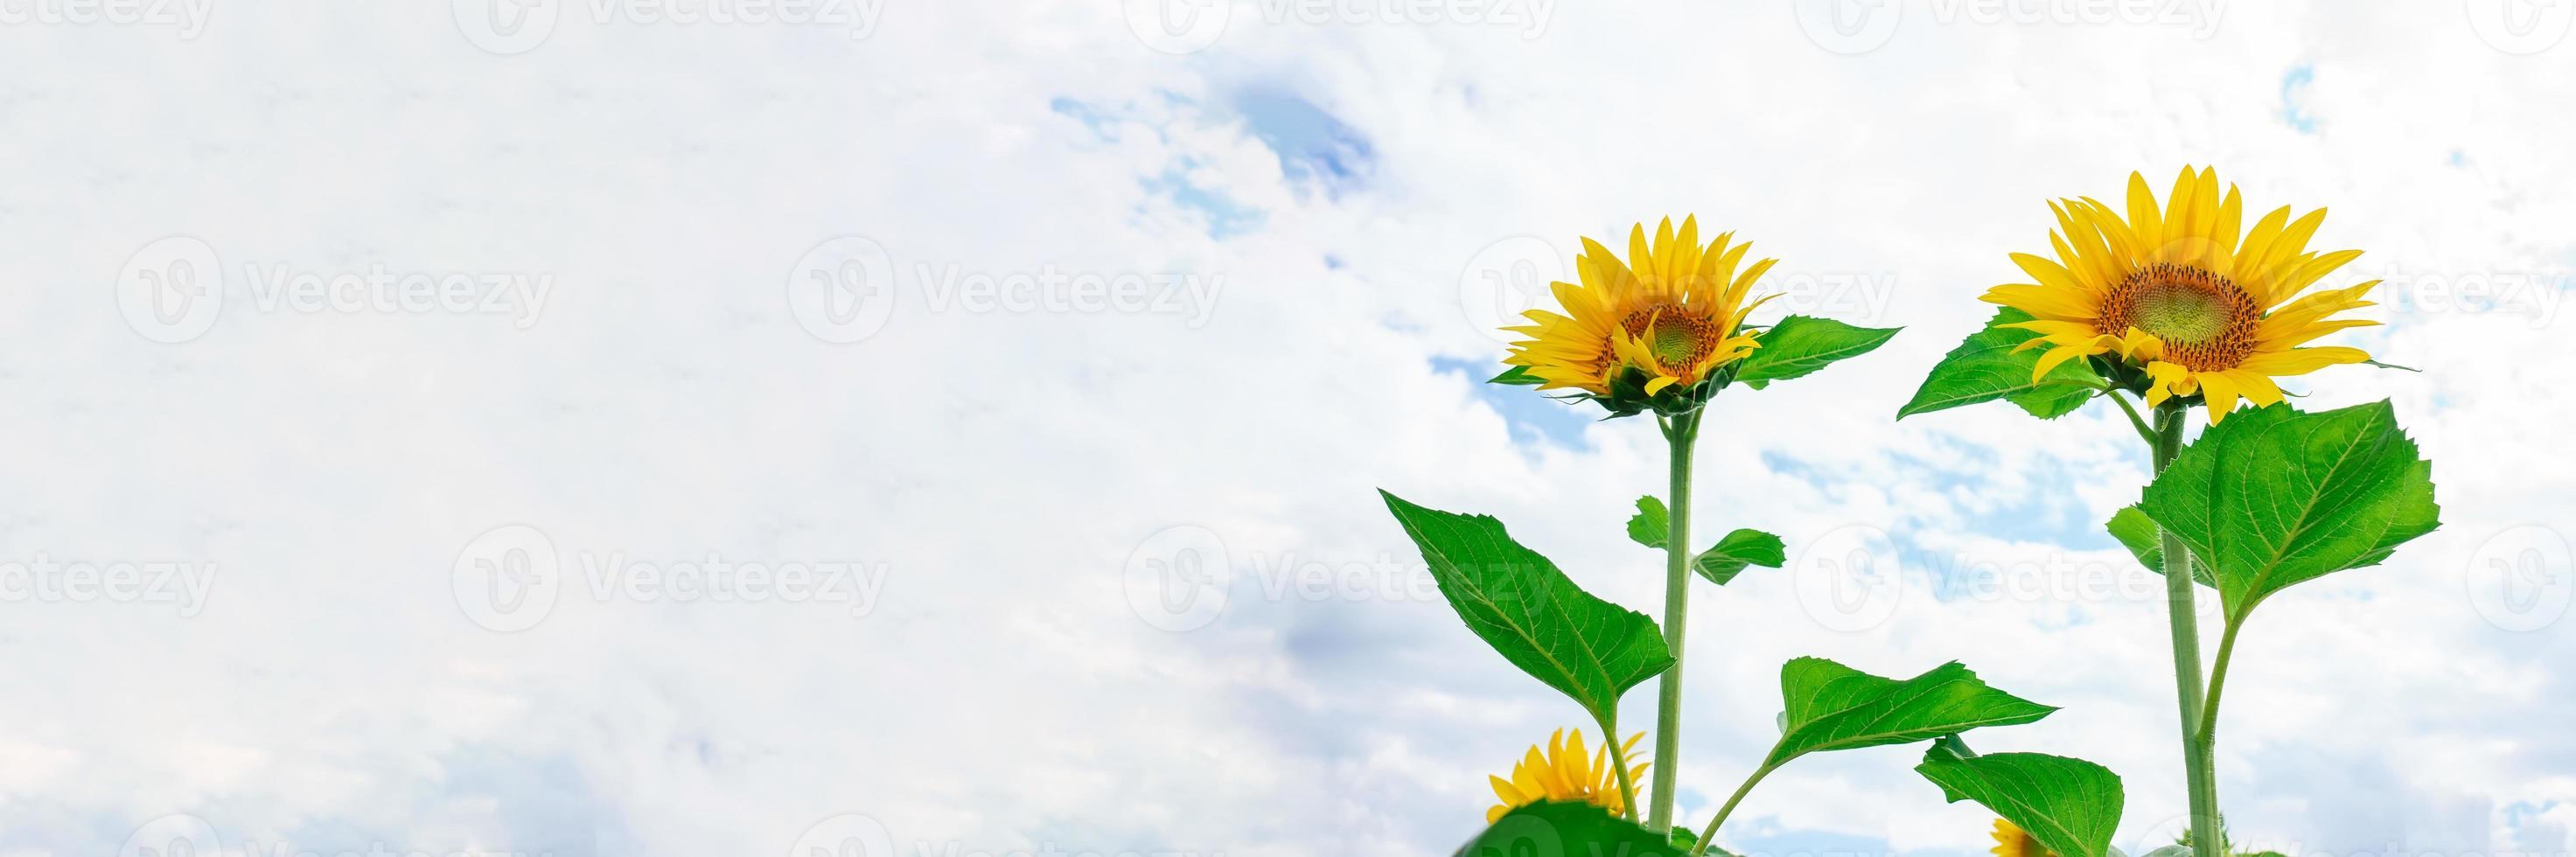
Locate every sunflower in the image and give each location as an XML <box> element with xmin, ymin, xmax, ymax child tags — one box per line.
<box><xmin>1982</xmin><ymin>167</ymin><xmax>2381</xmax><ymax>422</ymax></box>
<box><xmin>1990</xmin><ymin>819</ymin><xmax>2053</xmax><ymax>857</ymax></box>
<box><xmin>1484</xmin><ymin>728</ymin><xmax>1648</xmax><ymax>824</ymax></box>
<box><xmin>1503</xmin><ymin>217</ymin><xmax>1780</xmax><ymax>413</ymax></box>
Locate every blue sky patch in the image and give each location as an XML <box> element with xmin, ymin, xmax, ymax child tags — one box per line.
<box><xmin>2281</xmin><ymin>65</ymin><xmax>2318</xmax><ymax>133</ymax></box>
<box><xmin>1433</xmin><ymin>356</ymin><xmax>1592</xmax><ymax>447</ymax></box>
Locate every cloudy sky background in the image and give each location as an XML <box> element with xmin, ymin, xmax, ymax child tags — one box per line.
<box><xmin>3</xmin><ymin>1</ymin><xmax>2572</xmax><ymax>854</ymax></box>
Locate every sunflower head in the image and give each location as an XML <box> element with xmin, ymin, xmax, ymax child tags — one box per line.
<box><xmin>1981</xmin><ymin>167</ymin><xmax>2384</xmax><ymax>422</ymax></box>
<box><xmin>1502</xmin><ymin>217</ymin><xmax>1780</xmax><ymax>417</ymax></box>
<box><xmin>1990</xmin><ymin>819</ymin><xmax>2053</xmax><ymax>857</ymax></box>
<box><xmin>1484</xmin><ymin>728</ymin><xmax>1647</xmax><ymax>824</ymax></box>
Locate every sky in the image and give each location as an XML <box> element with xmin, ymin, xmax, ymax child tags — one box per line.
<box><xmin>3</xmin><ymin>1</ymin><xmax>2573</xmax><ymax>855</ymax></box>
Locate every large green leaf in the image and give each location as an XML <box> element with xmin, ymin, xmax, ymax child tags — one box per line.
<box><xmin>1916</xmin><ymin>748</ymin><xmax>2125</xmax><ymax>857</ymax></box>
<box><xmin>1628</xmin><ymin>496</ymin><xmax>1670</xmax><ymax>549</ymax></box>
<box><xmin>1456</xmin><ymin>801</ymin><xmax>1684</xmax><ymax>857</ymax></box>
<box><xmin>2133</xmin><ymin>401</ymin><xmax>2440</xmax><ymax>620</ymax></box>
<box><xmin>1896</xmin><ymin>309</ymin><xmax>2099</xmax><ymax>420</ymax></box>
<box><xmin>1766</xmin><ymin>658</ymin><xmax>2057</xmax><ymax>766</ymax></box>
<box><xmin>1735</xmin><ymin>315</ymin><xmax>1902</xmax><ymax>389</ymax></box>
<box><xmin>1693</xmin><ymin>528</ymin><xmax>1785</xmax><ymax>585</ymax></box>
<box><xmin>2105</xmin><ymin>506</ymin><xmax>2214</xmax><ymax>587</ymax></box>
<box><xmin>1381</xmin><ymin>491</ymin><xmax>1674</xmax><ymax>725</ymax></box>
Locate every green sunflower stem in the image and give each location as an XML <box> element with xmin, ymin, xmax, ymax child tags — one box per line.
<box><xmin>1687</xmin><ymin>763</ymin><xmax>1775</xmax><ymax>857</ymax></box>
<box><xmin>2149</xmin><ymin>401</ymin><xmax>2226</xmax><ymax>857</ymax></box>
<box><xmin>1599</xmin><ymin>713</ymin><xmax>1642</xmax><ymax>822</ymax></box>
<box><xmin>1647</xmin><ymin>409</ymin><xmax>1701</xmax><ymax>832</ymax></box>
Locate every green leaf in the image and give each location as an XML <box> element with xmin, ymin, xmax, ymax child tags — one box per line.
<box><xmin>2105</xmin><ymin>506</ymin><xmax>2215</xmax><ymax>587</ymax></box>
<box><xmin>1693</xmin><ymin>528</ymin><xmax>1785</xmax><ymax>585</ymax></box>
<box><xmin>2133</xmin><ymin>401</ymin><xmax>2441</xmax><ymax>621</ymax></box>
<box><xmin>1767</xmin><ymin>658</ymin><xmax>2056</xmax><ymax>767</ymax></box>
<box><xmin>1381</xmin><ymin>491</ymin><xmax>1674</xmax><ymax>725</ymax></box>
<box><xmin>1628</xmin><ymin>496</ymin><xmax>1670</xmax><ymax>549</ymax></box>
<box><xmin>1916</xmin><ymin>749</ymin><xmax>2126</xmax><ymax>857</ymax></box>
<box><xmin>1734</xmin><ymin>315</ymin><xmax>1902</xmax><ymax>389</ymax></box>
<box><xmin>1490</xmin><ymin>365</ymin><xmax>1545</xmax><ymax>386</ymax></box>
<box><xmin>1896</xmin><ymin>309</ymin><xmax>2100</xmax><ymax>420</ymax></box>
<box><xmin>1455</xmin><ymin>801</ymin><xmax>1684</xmax><ymax>857</ymax></box>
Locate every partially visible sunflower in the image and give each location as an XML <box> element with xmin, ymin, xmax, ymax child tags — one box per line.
<box><xmin>1503</xmin><ymin>217</ymin><xmax>1780</xmax><ymax>415</ymax></box>
<box><xmin>1990</xmin><ymin>819</ymin><xmax>2053</xmax><ymax>857</ymax></box>
<box><xmin>1484</xmin><ymin>728</ymin><xmax>1647</xmax><ymax>824</ymax></box>
<box><xmin>1983</xmin><ymin>167</ymin><xmax>2382</xmax><ymax>422</ymax></box>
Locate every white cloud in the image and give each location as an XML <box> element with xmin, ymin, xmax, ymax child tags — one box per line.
<box><xmin>1</xmin><ymin>1</ymin><xmax>2569</xmax><ymax>855</ymax></box>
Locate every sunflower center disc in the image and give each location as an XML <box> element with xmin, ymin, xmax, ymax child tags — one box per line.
<box><xmin>1622</xmin><ymin>308</ymin><xmax>1720</xmax><ymax>371</ymax></box>
<box><xmin>2099</xmin><ymin>262</ymin><xmax>2262</xmax><ymax>371</ymax></box>
<box><xmin>2134</xmin><ymin>282</ymin><xmax>2229</xmax><ymax>343</ymax></box>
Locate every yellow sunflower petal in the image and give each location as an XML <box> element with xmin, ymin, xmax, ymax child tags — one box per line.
<box><xmin>2011</xmin><ymin>252</ymin><xmax>2095</xmax><ymax>300</ymax></box>
<box><xmin>2115</xmin><ymin>326</ymin><xmax>2164</xmax><ymax>362</ymax></box>
<box><xmin>2246</xmin><ymin>208</ymin><xmax>2330</xmax><ymax>303</ymax></box>
<box><xmin>2028</xmin><ymin>342</ymin><xmax>2105</xmax><ymax>384</ymax></box>
<box><xmin>2050</xmin><ymin>202</ymin><xmax>2121</xmax><ymax>292</ymax></box>
<box><xmin>2265</xmin><ymin>247</ymin><xmax>2365</xmax><ymax>306</ymax></box>
<box><xmin>2239</xmin><ymin>345</ymin><xmax>2371</xmax><ymax>376</ymax></box>
<box><xmin>1727</xmin><ymin>292</ymin><xmax>1785</xmax><ymax>337</ymax></box>
<box><xmin>2076</xmin><ymin>196</ymin><xmax>2143</xmax><ymax>263</ymax></box>
<box><xmin>2258</xmin><ymin>317</ymin><xmax>2380</xmax><ymax>350</ymax></box>
<box><xmin>2198</xmin><ymin>369</ymin><xmax>2244</xmax><ymax>423</ymax></box>
<box><xmin>2000</xmin><ymin>319</ymin><xmax>2103</xmax><ymax>339</ymax></box>
<box><xmin>1982</xmin><ymin>283</ymin><xmax>2102</xmax><ymax>322</ymax></box>
<box><xmin>2142</xmin><ymin>360</ymin><xmax>2191</xmax><ymax>407</ymax></box>
<box><xmin>2126</xmin><ymin>171</ymin><xmax>2165</xmax><ymax>254</ymax></box>
<box><xmin>1726</xmin><ymin>257</ymin><xmax>1778</xmax><ymax>310</ymax></box>
<box><xmin>2262</xmin><ymin>282</ymin><xmax>2379</xmax><ymax>333</ymax></box>
<box><xmin>2232</xmin><ymin>204</ymin><xmax>2293</xmax><ymax>284</ymax></box>
<box><xmin>1670</xmin><ymin>218</ymin><xmax>1700</xmax><ymax>284</ymax></box>
<box><xmin>2163</xmin><ymin>166</ymin><xmax>2202</xmax><ymax>250</ymax></box>
<box><xmin>2224</xmin><ymin>369</ymin><xmax>2286</xmax><ymax>408</ymax></box>
<box><xmin>2210</xmin><ymin>184</ymin><xmax>2244</xmax><ymax>268</ymax></box>
<box><xmin>1562</xmin><ymin>728</ymin><xmax>1589</xmax><ymax>787</ymax></box>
